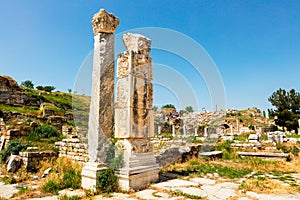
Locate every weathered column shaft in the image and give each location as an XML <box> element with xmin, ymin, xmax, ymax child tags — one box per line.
<box><xmin>82</xmin><ymin>9</ymin><xmax>119</xmax><ymax>190</ymax></box>
<box><xmin>88</xmin><ymin>8</ymin><xmax>119</xmax><ymax>162</ymax></box>
<box><xmin>115</xmin><ymin>33</ymin><xmax>159</xmax><ymax>191</ymax></box>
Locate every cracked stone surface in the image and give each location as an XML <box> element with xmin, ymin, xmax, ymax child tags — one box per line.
<box><xmin>0</xmin><ymin>182</ymin><xmax>19</xmax><ymax>199</ymax></box>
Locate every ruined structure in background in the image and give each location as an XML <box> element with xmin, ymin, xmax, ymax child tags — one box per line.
<box><xmin>115</xmin><ymin>33</ymin><xmax>159</xmax><ymax>190</ymax></box>
<box><xmin>81</xmin><ymin>9</ymin><xmax>119</xmax><ymax>190</ymax></box>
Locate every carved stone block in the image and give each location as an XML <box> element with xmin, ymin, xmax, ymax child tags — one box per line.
<box><xmin>92</xmin><ymin>9</ymin><xmax>119</xmax><ymax>35</ymax></box>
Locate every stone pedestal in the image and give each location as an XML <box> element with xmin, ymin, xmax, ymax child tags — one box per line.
<box><xmin>81</xmin><ymin>8</ymin><xmax>119</xmax><ymax>190</ymax></box>
<box><xmin>115</xmin><ymin>33</ymin><xmax>159</xmax><ymax>191</ymax></box>
<box><xmin>81</xmin><ymin>162</ymin><xmax>107</xmax><ymax>190</ymax></box>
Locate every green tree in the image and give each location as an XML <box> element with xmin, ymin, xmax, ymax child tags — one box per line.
<box><xmin>161</xmin><ymin>104</ymin><xmax>175</xmax><ymax>109</ymax></box>
<box><xmin>20</xmin><ymin>80</ymin><xmax>34</xmax><ymax>89</ymax></box>
<box><xmin>268</xmin><ymin>88</ymin><xmax>300</xmax><ymax>132</ymax></box>
<box><xmin>43</xmin><ymin>86</ymin><xmax>56</xmax><ymax>92</ymax></box>
<box><xmin>67</xmin><ymin>88</ymin><xmax>72</xmax><ymax>93</ymax></box>
<box><xmin>179</xmin><ymin>110</ymin><xmax>186</xmax><ymax>115</ymax></box>
<box><xmin>185</xmin><ymin>106</ymin><xmax>194</xmax><ymax>113</ymax></box>
<box><xmin>36</xmin><ymin>86</ymin><xmax>44</xmax><ymax>90</ymax></box>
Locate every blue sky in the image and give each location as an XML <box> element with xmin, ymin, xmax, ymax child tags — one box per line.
<box><xmin>0</xmin><ymin>0</ymin><xmax>299</xmax><ymax>112</ymax></box>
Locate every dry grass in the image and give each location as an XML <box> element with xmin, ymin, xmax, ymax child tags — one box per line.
<box><xmin>240</xmin><ymin>178</ymin><xmax>297</xmax><ymax>194</ymax></box>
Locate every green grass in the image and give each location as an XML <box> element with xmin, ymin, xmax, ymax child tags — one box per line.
<box><xmin>0</xmin><ymin>104</ymin><xmax>41</xmax><ymax>115</ymax></box>
<box><xmin>167</xmin><ymin>160</ymin><xmax>252</xmax><ymax>179</ymax></box>
<box><xmin>171</xmin><ymin>190</ymin><xmax>203</xmax><ymax>199</ymax></box>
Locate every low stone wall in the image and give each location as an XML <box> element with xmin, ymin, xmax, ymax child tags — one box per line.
<box><xmin>155</xmin><ymin>144</ymin><xmax>214</xmax><ymax>167</ymax></box>
<box><xmin>19</xmin><ymin>151</ymin><xmax>58</xmax><ymax>172</ymax></box>
<box><xmin>55</xmin><ymin>138</ymin><xmax>89</xmax><ymax>163</ymax></box>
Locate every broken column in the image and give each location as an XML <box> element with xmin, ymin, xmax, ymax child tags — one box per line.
<box><xmin>115</xmin><ymin>33</ymin><xmax>159</xmax><ymax>190</ymax></box>
<box><xmin>81</xmin><ymin>9</ymin><xmax>119</xmax><ymax>190</ymax></box>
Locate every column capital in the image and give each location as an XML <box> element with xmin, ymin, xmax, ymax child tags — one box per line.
<box><xmin>92</xmin><ymin>9</ymin><xmax>119</xmax><ymax>35</ymax></box>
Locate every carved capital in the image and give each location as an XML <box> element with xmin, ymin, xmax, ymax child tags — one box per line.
<box><xmin>92</xmin><ymin>9</ymin><xmax>119</xmax><ymax>34</ymax></box>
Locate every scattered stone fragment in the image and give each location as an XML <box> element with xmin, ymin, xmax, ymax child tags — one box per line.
<box><xmin>0</xmin><ymin>182</ymin><xmax>19</xmax><ymax>199</ymax></box>
<box><xmin>41</xmin><ymin>167</ymin><xmax>52</xmax><ymax>178</ymax></box>
<box><xmin>7</xmin><ymin>155</ymin><xmax>22</xmax><ymax>173</ymax></box>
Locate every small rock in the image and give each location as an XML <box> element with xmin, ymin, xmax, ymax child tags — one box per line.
<box><xmin>7</xmin><ymin>155</ymin><xmax>22</xmax><ymax>173</ymax></box>
<box><xmin>27</xmin><ymin>147</ymin><xmax>39</xmax><ymax>151</ymax></box>
<box><xmin>41</xmin><ymin>167</ymin><xmax>52</xmax><ymax>178</ymax></box>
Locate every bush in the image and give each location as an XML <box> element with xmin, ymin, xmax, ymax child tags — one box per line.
<box><xmin>96</xmin><ymin>152</ymin><xmax>123</xmax><ymax>194</ymax></box>
<box><xmin>215</xmin><ymin>140</ymin><xmax>237</xmax><ymax>160</ymax></box>
<box><xmin>35</xmin><ymin>124</ymin><xmax>59</xmax><ymax>138</ymax></box>
<box><xmin>0</xmin><ymin>140</ymin><xmax>27</xmax><ymax>163</ymax></box>
<box><xmin>2</xmin><ymin>175</ymin><xmax>16</xmax><ymax>184</ymax></box>
<box><xmin>62</xmin><ymin>168</ymin><xmax>81</xmax><ymax>189</ymax></box>
<box><xmin>41</xmin><ymin>179</ymin><xmax>60</xmax><ymax>194</ymax></box>
<box><xmin>96</xmin><ymin>168</ymin><xmax>119</xmax><ymax>194</ymax></box>
<box><xmin>21</xmin><ymin>80</ymin><xmax>34</xmax><ymax>89</ymax></box>
<box><xmin>40</xmin><ymin>157</ymin><xmax>82</xmax><ymax>194</ymax></box>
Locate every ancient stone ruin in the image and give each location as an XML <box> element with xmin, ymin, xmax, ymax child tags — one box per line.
<box><xmin>115</xmin><ymin>33</ymin><xmax>159</xmax><ymax>190</ymax></box>
<box><xmin>82</xmin><ymin>9</ymin><xmax>158</xmax><ymax>191</ymax></box>
<box><xmin>81</xmin><ymin>8</ymin><xmax>119</xmax><ymax>189</ymax></box>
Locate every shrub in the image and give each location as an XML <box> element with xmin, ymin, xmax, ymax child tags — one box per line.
<box><xmin>96</xmin><ymin>168</ymin><xmax>119</xmax><ymax>194</ymax></box>
<box><xmin>40</xmin><ymin>157</ymin><xmax>82</xmax><ymax>194</ymax></box>
<box><xmin>2</xmin><ymin>175</ymin><xmax>16</xmax><ymax>184</ymax></box>
<box><xmin>20</xmin><ymin>80</ymin><xmax>34</xmax><ymax>89</ymax></box>
<box><xmin>41</xmin><ymin>179</ymin><xmax>60</xmax><ymax>194</ymax></box>
<box><xmin>35</xmin><ymin>124</ymin><xmax>59</xmax><ymax>138</ymax></box>
<box><xmin>0</xmin><ymin>140</ymin><xmax>27</xmax><ymax>163</ymax></box>
<box><xmin>62</xmin><ymin>168</ymin><xmax>81</xmax><ymax>189</ymax></box>
<box><xmin>215</xmin><ymin>140</ymin><xmax>237</xmax><ymax>160</ymax></box>
<box><xmin>96</xmin><ymin>152</ymin><xmax>123</xmax><ymax>194</ymax></box>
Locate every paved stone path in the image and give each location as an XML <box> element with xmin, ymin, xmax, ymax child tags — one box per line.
<box><xmin>0</xmin><ymin>182</ymin><xmax>19</xmax><ymax>199</ymax></box>
<box><xmin>2</xmin><ymin>175</ymin><xmax>300</xmax><ymax>199</ymax></box>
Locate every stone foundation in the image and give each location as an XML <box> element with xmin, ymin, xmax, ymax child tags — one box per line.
<box><xmin>55</xmin><ymin>138</ymin><xmax>88</xmax><ymax>163</ymax></box>
<box><xmin>19</xmin><ymin>151</ymin><xmax>58</xmax><ymax>172</ymax></box>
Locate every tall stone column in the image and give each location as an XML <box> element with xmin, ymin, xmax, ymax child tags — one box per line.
<box><xmin>81</xmin><ymin>9</ymin><xmax>119</xmax><ymax>190</ymax></box>
<box><xmin>115</xmin><ymin>33</ymin><xmax>159</xmax><ymax>190</ymax></box>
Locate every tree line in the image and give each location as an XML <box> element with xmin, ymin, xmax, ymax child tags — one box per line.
<box><xmin>268</xmin><ymin>88</ymin><xmax>300</xmax><ymax>133</ymax></box>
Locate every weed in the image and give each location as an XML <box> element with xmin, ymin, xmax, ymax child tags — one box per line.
<box><xmin>239</xmin><ymin>177</ymin><xmax>296</xmax><ymax>194</ymax></box>
<box><xmin>214</xmin><ymin>140</ymin><xmax>237</xmax><ymax>160</ymax></box>
<box><xmin>96</xmin><ymin>168</ymin><xmax>119</xmax><ymax>194</ymax></box>
<box><xmin>2</xmin><ymin>175</ymin><xmax>16</xmax><ymax>184</ymax></box>
<box><xmin>40</xmin><ymin>157</ymin><xmax>82</xmax><ymax>194</ymax></box>
<box><xmin>62</xmin><ymin>168</ymin><xmax>81</xmax><ymax>189</ymax></box>
<box><xmin>171</xmin><ymin>190</ymin><xmax>202</xmax><ymax>199</ymax></box>
<box><xmin>41</xmin><ymin>179</ymin><xmax>60</xmax><ymax>194</ymax></box>
<box><xmin>59</xmin><ymin>194</ymin><xmax>82</xmax><ymax>200</ymax></box>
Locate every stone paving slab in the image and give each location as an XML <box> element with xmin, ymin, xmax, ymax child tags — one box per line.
<box><xmin>0</xmin><ymin>182</ymin><xmax>19</xmax><ymax>199</ymax></box>
<box><xmin>189</xmin><ymin>177</ymin><xmax>216</xmax><ymax>185</ymax></box>
<box><xmin>152</xmin><ymin>179</ymin><xmax>198</xmax><ymax>190</ymax></box>
<box><xmin>29</xmin><ymin>196</ymin><xmax>58</xmax><ymax>200</ymax></box>
<box><xmin>135</xmin><ymin>189</ymin><xmax>181</xmax><ymax>200</ymax></box>
<box><xmin>94</xmin><ymin>193</ymin><xmax>136</xmax><ymax>200</ymax></box>
<box><xmin>246</xmin><ymin>191</ymin><xmax>300</xmax><ymax>200</ymax></box>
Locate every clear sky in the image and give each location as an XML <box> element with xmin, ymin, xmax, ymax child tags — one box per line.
<box><xmin>1</xmin><ymin>0</ymin><xmax>299</xmax><ymax>112</ymax></box>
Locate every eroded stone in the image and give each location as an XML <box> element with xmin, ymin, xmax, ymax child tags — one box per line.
<box><xmin>92</xmin><ymin>9</ymin><xmax>119</xmax><ymax>34</ymax></box>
